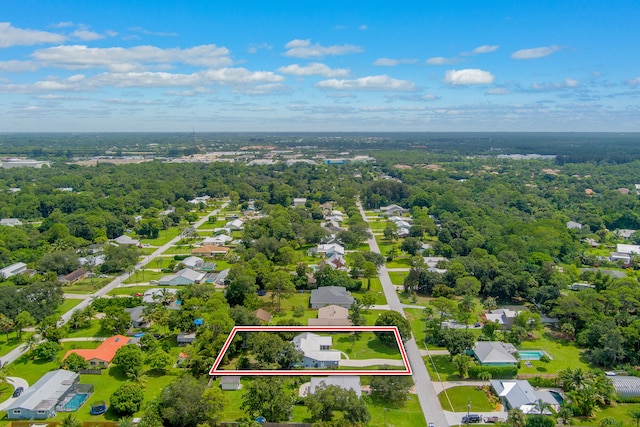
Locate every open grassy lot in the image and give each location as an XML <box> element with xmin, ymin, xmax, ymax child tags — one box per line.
<box><xmin>385</xmin><ymin>258</ymin><xmax>411</xmax><ymax>268</ymax></box>
<box><xmin>425</xmin><ymin>354</ymin><xmax>459</xmax><ymax>381</ymax></box>
<box><xmin>55</xmin><ymin>298</ymin><xmax>82</xmax><ymax>317</ymax></box>
<box><xmin>62</xmin><ymin>278</ymin><xmax>111</xmax><ymax>294</ymax></box>
<box><xmin>163</xmin><ymin>245</ymin><xmax>196</xmax><ymax>255</ymax></box>
<box><xmin>438</xmin><ymin>386</ymin><xmax>495</xmax><ymax>412</ymax></box>
<box><xmin>138</xmin><ymin>226</ymin><xmax>182</xmax><ymax>246</ymax></box>
<box><xmin>122</xmin><ymin>270</ymin><xmax>165</xmax><ymax>284</ymax></box>
<box><xmin>389</xmin><ymin>271</ymin><xmax>408</xmax><ymax>285</ymax></box>
<box><xmin>107</xmin><ymin>285</ymin><xmax>156</xmax><ymax>296</ymax></box>
<box><xmin>331</xmin><ymin>332</ymin><xmax>403</xmax><ymax>360</ymax></box>
<box><xmin>66</xmin><ymin>319</ymin><xmax>112</xmax><ymax>339</ymax></box>
<box><xmin>574</xmin><ymin>402</ymin><xmax>640</xmax><ymax>426</ymax></box>
<box><xmin>368</xmin><ymin>394</ymin><xmax>426</xmax><ymax>427</ymax></box>
<box><xmin>405</xmin><ymin>308</ymin><xmax>427</xmax><ymax>345</ymax></box>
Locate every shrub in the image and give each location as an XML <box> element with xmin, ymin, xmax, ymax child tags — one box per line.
<box><xmin>468</xmin><ymin>364</ymin><xmax>518</xmax><ymax>379</ymax></box>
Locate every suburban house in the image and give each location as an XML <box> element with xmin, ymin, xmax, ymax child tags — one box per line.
<box><xmin>159</xmin><ymin>268</ymin><xmax>206</xmax><ymax>286</ymax></box>
<box><xmin>214</xmin><ymin>268</ymin><xmax>230</xmax><ymax>285</ymax></box>
<box><xmin>225</xmin><ymin>219</ymin><xmax>244</xmax><ymax>230</ymax></box>
<box><xmin>293</xmin><ymin>198</ymin><xmax>307</xmax><ymax>207</ymax></box>
<box><xmin>0</xmin><ymin>262</ymin><xmax>27</xmax><ymax>279</ymax></box>
<box><xmin>125</xmin><ymin>306</ymin><xmax>150</xmax><ymax>328</ymax></box>
<box><xmin>78</xmin><ymin>254</ymin><xmax>105</xmax><ymax>267</ymax></box>
<box><xmin>308</xmin><ymin>305</ymin><xmax>353</xmax><ymax>326</ymax></box>
<box><xmin>490</xmin><ymin>380</ymin><xmax>559</xmax><ymax>414</ymax></box>
<box><xmin>311</xmin><ymin>243</ymin><xmax>345</xmax><ymax>258</ymax></box>
<box><xmin>324</xmin><ymin>254</ymin><xmax>347</xmax><ymax>270</ymax></box>
<box><xmin>610</xmin><ymin>252</ymin><xmax>632</xmax><ymax>264</ymax></box>
<box><xmin>615</xmin><ymin>229</ymin><xmax>637</xmax><ymax>239</ymax></box>
<box><xmin>202</xmin><ymin>235</ymin><xmax>233</xmax><ymax>245</ymax></box>
<box><xmin>380</xmin><ymin>204</ymin><xmax>408</xmax><ymax>216</ymax></box>
<box><xmin>616</xmin><ymin>244</ymin><xmax>640</xmax><ymax>254</ymax></box>
<box><xmin>6</xmin><ymin>370</ymin><xmax>80</xmax><ymax>419</ymax></box>
<box><xmin>59</xmin><ymin>268</ymin><xmax>89</xmax><ymax>285</ymax></box>
<box><xmin>310</xmin><ymin>286</ymin><xmax>354</xmax><ymax>309</ymax></box>
<box><xmin>293</xmin><ymin>333</ymin><xmax>341</xmax><ymax>369</ymax></box>
<box><xmin>180</xmin><ymin>256</ymin><xmax>204</xmax><ymax>269</ymax></box>
<box><xmin>0</xmin><ymin>218</ymin><xmax>23</xmax><ymax>227</ymax></box>
<box><xmin>472</xmin><ymin>341</ymin><xmax>518</xmax><ymax>366</ymax></box>
<box><xmin>191</xmin><ymin>245</ymin><xmax>230</xmax><ymax>257</ymax></box>
<box><xmin>485</xmin><ymin>308</ymin><xmax>520</xmax><ymax>330</ymax></box>
<box><xmin>251</xmin><ymin>308</ymin><xmax>272</xmax><ymax>323</ymax></box>
<box><xmin>64</xmin><ymin>335</ymin><xmax>131</xmax><ymax>368</ymax></box>
<box><xmin>220</xmin><ymin>376</ymin><xmax>242</xmax><ymax>391</ymax></box>
<box><xmin>566</xmin><ymin>221</ymin><xmax>583</xmax><ymax>230</ymax></box>
<box><xmin>307</xmin><ymin>376</ymin><xmax>362</xmax><ymax>397</ymax></box>
<box><xmin>177</xmin><ymin>332</ymin><xmax>197</xmax><ymax>345</ymax></box>
<box><xmin>142</xmin><ymin>287</ymin><xmax>178</xmax><ymax>304</ymax></box>
<box><xmin>611</xmin><ymin>375</ymin><xmax>640</xmax><ymax>399</ymax></box>
<box><xmin>113</xmin><ymin>235</ymin><xmax>141</xmax><ymax>246</ymax></box>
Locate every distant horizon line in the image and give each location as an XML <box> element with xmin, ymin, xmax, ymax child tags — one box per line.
<box><xmin>1</xmin><ymin>131</ymin><xmax>639</xmax><ymax>134</ymax></box>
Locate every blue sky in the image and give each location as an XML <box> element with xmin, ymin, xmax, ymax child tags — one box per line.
<box><xmin>1</xmin><ymin>0</ymin><xmax>639</xmax><ymax>132</ymax></box>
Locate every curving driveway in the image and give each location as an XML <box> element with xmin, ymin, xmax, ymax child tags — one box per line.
<box><xmin>0</xmin><ymin>377</ymin><xmax>29</xmax><ymax>411</ymax></box>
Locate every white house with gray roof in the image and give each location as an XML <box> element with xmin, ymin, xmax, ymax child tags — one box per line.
<box><xmin>293</xmin><ymin>333</ymin><xmax>341</xmax><ymax>369</ymax></box>
<box><xmin>490</xmin><ymin>380</ymin><xmax>558</xmax><ymax>414</ymax></box>
<box><xmin>310</xmin><ymin>286</ymin><xmax>354</xmax><ymax>309</ymax></box>
<box><xmin>159</xmin><ymin>268</ymin><xmax>205</xmax><ymax>286</ymax></box>
<box><xmin>7</xmin><ymin>370</ymin><xmax>79</xmax><ymax>419</ymax></box>
<box><xmin>473</xmin><ymin>341</ymin><xmax>518</xmax><ymax>365</ymax></box>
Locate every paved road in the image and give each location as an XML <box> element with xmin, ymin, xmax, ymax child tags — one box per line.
<box><xmin>357</xmin><ymin>201</ymin><xmax>449</xmax><ymax>427</ymax></box>
<box><xmin>0</xmin><ymin>377</ymin><xmax>29</xmax><ymax>411</ymax></box>
<box><xmin>0</xmin><ymin>202</ymin><xmax>229</xmax><ymax>368</ymax></box>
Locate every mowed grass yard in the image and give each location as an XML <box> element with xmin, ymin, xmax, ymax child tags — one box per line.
<box><xmin>438</xmin><ymin>386</ymin><xmax>495</xmax><ymax>412</ymax></box>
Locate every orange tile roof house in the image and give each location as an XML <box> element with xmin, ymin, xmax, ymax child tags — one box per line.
<box><xmin>63</xmin><ymin>335</ymin><xmax>131</xmax><ymax>368</ymax></box>
<box><xmin>191</xmin><ymin>245</ymin><xmax>230</xmax><ymax>257</ymax></box>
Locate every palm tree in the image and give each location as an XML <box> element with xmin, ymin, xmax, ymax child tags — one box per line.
<box><xmin>24</xmin><ymin>334</ymin><xmax>39</xmax><ymax>357</ymax></box>
<box><xmin>507</xmin><ymin>408</ymin><xmax>526</xmax><ymax>427</ymax></box>
<box><xmin>61</xmin><ymin>414</ymin><xmax>81</xmax><ymax>427</ymax></box>
<box><xmin>479</xmin><ymin>370</ymin><xmax>492</xmax><ymax>388</ymax></box>
<box><xmin>452</xmin><ymin>354</ymin><xmax>471</xmax><ymax>379</ymax></box>
<box><xmin>118</xmin><ymin>417</ymin><xmax>134</xmax><ymax>427</ymax></box>
<box><xmin>126</xmin><ymin>371</ymin><xmax>148</xmax><ymax>388</ymax></box>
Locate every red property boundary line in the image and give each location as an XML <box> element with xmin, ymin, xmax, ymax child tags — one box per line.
<box><xmin>209</xmin><ymin>326</ymin><xmax>412</xmax><ymax>376</ymax></box>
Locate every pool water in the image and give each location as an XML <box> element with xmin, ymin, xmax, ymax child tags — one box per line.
<box><xmin>518</xmin><ymin>350</ymin><xmax>545</xmax><ymax>360</ymax></box>
<box><xmin>63</xmin><ymin>393</ymin><xmax>89</xmax><ymax>411</ymax></box>
<box><xmin>549</xmin><ymin>390</ymin><xmax>564</xmax><ymax>404</ymax></box>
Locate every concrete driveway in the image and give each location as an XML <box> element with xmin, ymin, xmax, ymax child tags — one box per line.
<box><xmin>0</xmin><ymin>377</ymin><xmax>29</xmax><ymax>411</ymax></box>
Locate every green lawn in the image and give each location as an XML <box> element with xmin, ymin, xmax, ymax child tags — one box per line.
<box><xmin>62</xmin><ymin>278</ymin><xmax>111</xmax><ymax>294</ymax></box>
<box><xmin>163</xmin><ymin>245</ymin><xmax>195</xmax><ymax>255</ymax></box>
<box><xmin>438</xmin><ymin>386</ymin><xmax>496</xmax><ymax>412</ymax></box>
<box><xmin>107</xmin><ymin>285</ymin><xmax>156</xmax><ymax>296</ymax></box>
<box><xmin>425</xmin><ymin>354</ymin><xmax>460</xmax><ymax>381</ymax></box>
<box><xmin>517</xmin><ymin>330</ymin><xmax>590</xmax><ymax>375</ymax></box>
<box><xmin>0</xmin><ymin>333</ymin><xmax>30</xmax><ymax>357</ymax></box>
<box><xmin>331</xmin><ymin>333</ymin><xmax>403</xmax><ymax>360</ymax></box>
<box><xmin>574</xmin><ymin>402</ymin><xmax>640</xmax><ymax>426</ymax></box>
<box><xmin>389</xmin><ymin>271</ymin><xmax>408</xmax><ymax>285</ymax></box>
<box><xmin>122</xmin><ymin>270</ymin><xmax>165</xmax><ymax>284</ymax></box>
<box><xmin>385</xmin><ymin>258</ymin><xmax>411</xmax><ymax>268</ymax></box>
<box><xmin>139</xmin><ymin>226</ymin><xmax>182</xmax><ymax>246</ymax></box>
<box><xmin>405</xmin><ymin>308</ymin><xmax>427</xmax><ymax>345</ymax></box>
<box><xmin>368</xmin><ymin>394</ymin><xmax>426</xmax><ymax>427</ymax></box>
<box><xmin>66</xmin><ymin>320</ymin><xmax>112</xmax><ymax>339</ymax></box>
<box><xmin>55</xmin><ymin>298</ymin><xmax>82</xmax><ymax>317</ymax></box>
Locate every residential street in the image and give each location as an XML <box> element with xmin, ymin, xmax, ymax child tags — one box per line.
<box><xmin>0</xmin><ymin>202</ymin><xmax>228</xmax><ymax>368</ymax></box>
<box><xmin>357</xmin><ymin>201</ymin><xmax>449</xmax><ymax>427</ymax></box>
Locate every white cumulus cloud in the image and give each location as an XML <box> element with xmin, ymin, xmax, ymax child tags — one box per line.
<box><xmin>426</xmin><ymin>56</ymin><xmax>461</xmax><ymax>65</ymax></box>
<box><xmin>0</xmin><ymin>22</ymin><xmax>66</xmax><ymax>48</ymax></box>
<box><xmin>444</xmin><ymin>69</ymin><xmax>495</xmax><ymax>85</ymax></box>
<box><xmin>277</xmin><ymin>63</ymin><xmax>349</xmax><ymax>77</ymax></box>
<box><xmin>373</xmin><ymin>58</ymin><xmax>418</xmax><ymax>66</ymax></box>
<box><xmin>316</xmin><ymin>75</ymin><xmax>415</xmax><ymax>91</ymax></box>
<box><xmin>511</xmin><ymin>45</ymin><xmax>562</xmax><ymax>59</ymax></box>
<box><xmin>31</xmin><ymin>44</ymin><xmax>233</xmax><ymax>71</ymax></box>
<box><xmin>473</xmin><ymin>45</ymin><xmax>499</xmax><ymax>54</ymax></box>
<box><xmin>284</xmin><ymin>39</ymin><xmax>363</xmax><ymax>58</ymax></box>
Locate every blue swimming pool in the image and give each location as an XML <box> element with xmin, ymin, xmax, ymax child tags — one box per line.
<box><xmin>63</xmin><ymin>393</ymin><xmax>89</xmax><ymax>411</ymax></box>
<box><xmin>549</xmin><ymin>390</ymin><xmax>564</xmax><ymax>405</ymax></box>
<box><xmin>518</xmin><ymin>350</ymin><xmax>546</xmax><ymax>360</ymax></box>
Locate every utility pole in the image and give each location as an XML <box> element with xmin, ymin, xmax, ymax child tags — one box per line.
<box><xmin>466</xmin><ymin>397</ymin><xmax>471</xmax><ymax>426</ymax></box>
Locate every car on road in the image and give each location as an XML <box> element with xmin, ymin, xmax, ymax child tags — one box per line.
<box><xmin>461</xmin><ymin>414</ymin><xmax>481</xmax><ymax>424</ymax></box>
<box><xmin>12</xmin><ymin>387</ymin><xmax>24</xmax><ymax>397</ymax></box>
<box><xmin>428</xmin><ymin>422</ymin><xmax>435</xmax><ymax>427</ymax></box>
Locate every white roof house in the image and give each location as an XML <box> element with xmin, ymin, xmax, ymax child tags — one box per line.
<box><xmin>225</xmin><ymin>219</ymin><xmax>244</xmax><ymax>230</ymax></box>
<box><xmin>159</xmin><ymin>268</ymin><xmax>205</xmax><ymax>286</ymax></box>
<box><xmin>113</xmin><ymin>235</ymin><xmax>140</xmax><ymax>246</ymax></box>
<box><xmin>293</xmin><ymin>333</ymin><xmax>341</xmax><ymax>368</ymax></box>
<box><xmin>7</xmin><ymin>370</ymin><xmax>79</xmax><ymax>419</ymax></box>
<box><xmin>181</xmin><ymin>256</ymin><xmax>204</xmax><ymax>269</ymax></box>
<box><xmin>473</xmin><ymin>341</ymin><xmax>518</xmax><ymax>365</ymax></box>
<box><xmin>0</xmin><ymin>262</ymin><xmax>27</xmax><ymax>279</ymax></box>
<box><xmin>142</xmin><ymin>288</ymin><xmax>178</xmax><ymax>304</ymax></box>
<box><xmin>485</xmin><ymin>308</ymin><xmax>520</xmax><ymax>330</ymax></box>
<box><xmin>616</xmin><ymin>244</ymin><xmax>640</xmax><ymax>255</ymax></box>
<box><xmin>490</xmin><ymin>380</ymin><xmax>558</xmax><ymax>413</ymax></box>
<box><xmin>315</xmin><ymin>244</ymin><xmax>345</xmax><ymax>256</ymax></box>
<box><xmin>202</xmin><ymin>234</ymin><xmax>233</xmax><ymax>245</ymax></box>
<box><xmin>0</xmin><ymin>218</ymin><xmax>23</xmax><ymax>227</ymax></box>
<box><xmin>566</xmin><ymin>221</ymin><xmax>583</xmax><ymax>230</ymax></box>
